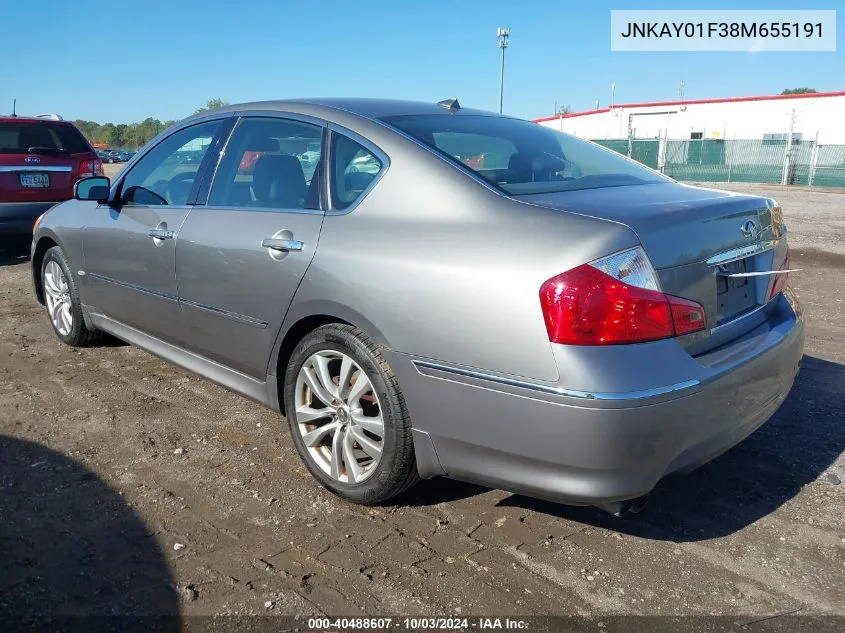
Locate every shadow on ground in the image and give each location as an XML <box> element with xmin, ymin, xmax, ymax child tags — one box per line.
<box><xmin>409</xmin><ymin>355</ymin><xmax>844</xmax><ymax>542</ymax></box>
<box><xmin>0</xmin><ymin>235</ymin><xmax>31</xmax><ymax>267</ymax></box>
<box><xmin>0</xmin><ymin>435</ymin><xmax>179</xmax><ymax>629</ymax></box>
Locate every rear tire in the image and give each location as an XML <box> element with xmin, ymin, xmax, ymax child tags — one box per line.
<box><xmin>284</xmin><ymin>324</ymin><xmax>419</xmax><ymax>504</ymax></box>
<box><xmin>41</xmin><ymin>246</ymin><xmax>102</xmax><ymax>347</ymax></box>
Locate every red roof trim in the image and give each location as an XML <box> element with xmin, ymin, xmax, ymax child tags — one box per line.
<box><xmin>533</xmin><ymin>90</ymin><xmax>845</xmax><ymax>123</ymax></box>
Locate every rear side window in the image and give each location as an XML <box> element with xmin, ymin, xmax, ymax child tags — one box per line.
<box><xmin>383</xmin><ymin>114</ymin><xmax>668</xmax><ymax>195</ymax></box>
<box><xmin>330</xmin><ymin>133</ymin><xmax>383</xmax><ymax>210</ymax></box>
<box><xmin>208</xmin><ymin>117</ymin><xmax>323</xmax><ymax>210</ymax></box>
<box><xmin>0</xmin><ymin>122</ymin><xmax>90</xmax><ymax>154</ymax></box>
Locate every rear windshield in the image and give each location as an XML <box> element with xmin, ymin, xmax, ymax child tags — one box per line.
<box><xmin>0</xmin><ymin>121</ymin><xmax>91</xmax><ymax>155</ymax></box>
<box><xmin>382</xmin><ymin>114</ymin><xmax>668</xmax><ymax>195</ymax></box>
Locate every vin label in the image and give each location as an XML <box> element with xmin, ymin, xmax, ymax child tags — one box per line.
<box><xmin>611</xmin><ymin>10</ymin><xmax>836</xmax><ymax>51</ymax></box>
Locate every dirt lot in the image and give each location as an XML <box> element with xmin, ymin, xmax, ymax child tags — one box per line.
<box><xmin>1</xmin><ymin>185</ymin><xmax>843</xmax><ymax>623</ymax></box>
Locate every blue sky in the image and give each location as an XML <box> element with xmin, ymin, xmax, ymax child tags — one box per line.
<box><xmin>1</xmin><ymin>0</ymin><xmax>841</xmax><ymax>123</ymax></box>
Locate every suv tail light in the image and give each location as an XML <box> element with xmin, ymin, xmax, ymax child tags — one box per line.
<box><xmin>78</xmin><ymin>158</ymin><xmax>104</xmax><ymax>179</ymax></box>
<box><xmin>768</xmin><ymin>247</ymin><xmax>791</xmax><ymax>300</ymax></box>
<box><xmin>539</xmin><ymin>247</ymin><xmax>706</xmax><ymax>345</ymax></box>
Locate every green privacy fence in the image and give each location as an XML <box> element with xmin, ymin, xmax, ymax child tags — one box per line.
<box><xmin>593</xmin><ymin>139</ymin><xmax>660</xmax><ymax>169</ymax></box>
<box><xmin>593</xmin><ymin>138</ymin><xmax>845</xmax><ymax>187</ymax></box>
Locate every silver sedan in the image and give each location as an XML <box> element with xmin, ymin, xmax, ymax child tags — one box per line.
<box><xmin>31</xmin><ymin>98</ymin><xmax>804</xmax><ymax>513</ymax></box>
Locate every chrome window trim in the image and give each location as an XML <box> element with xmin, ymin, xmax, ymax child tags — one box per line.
<box><xmin>231</xmin><ymin>110</ymin><xmax>329</xmax><ymax>129</ymax></box>
<box><xmin>0</xmin><ymin>165</ymin><xmax>73</xmax><ymax>173</ymax></box>
<box><xmin>325</xmin><ymin>123</ymin><xmax>391</xmax><ymax>216</ymax></box>
<box><xmin>412</xmin><ymin>359</ymin><xmax>700</xmax><ymax>402</ymax></box>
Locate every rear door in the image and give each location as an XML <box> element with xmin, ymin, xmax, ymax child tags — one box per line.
<box><xmin>83</xmin><ymin>118</ymin><xmax>228</xmax><ymax>342</ymax></box>
<box><xmin>175</xmin><ymin>115</ymin><xmax>326</xmax><ymax>378</ymax></box>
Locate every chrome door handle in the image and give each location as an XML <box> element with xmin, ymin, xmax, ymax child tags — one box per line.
<box><xmin>261</xmin><ymin>238</ymin><xmax>304</xmax><ymax>252</ymax></box>
<box><xmin>148</xmin><ymin>228</ymin><xmax>175</xmax><ymax>240</ymax></box>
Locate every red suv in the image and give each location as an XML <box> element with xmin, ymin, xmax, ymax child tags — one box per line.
<box><xmin>0</xmin><ymin>114</ymin><xmax>103</xmax><ymax>234</ymax></box>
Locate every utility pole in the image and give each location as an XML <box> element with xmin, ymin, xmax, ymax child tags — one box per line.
<box><xmin>497</xmin><ymin>28</ymin><xmax>509</xmax><ymax>114</ymax></box>
<box><xmin>678</xmin><ymin>80</ymin><xmax>685</xmax><ymax>99</ymax></box>
<box><xmin>781</xmin><ymin>108</ymin><xmax>796</xmax><ymax>185</ymax></box>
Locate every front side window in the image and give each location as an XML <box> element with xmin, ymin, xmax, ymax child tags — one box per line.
<box><xmin>330</xmin><ymin>133</ymin><xmax>383</xmax><ymax>210</ymax></box>
<box><xmin>120</xmin><ymin>120</ymin><xmax>221</xmax><ymax>206</ymax></box>
<box><xmin>382</xmin><ymin>114</ymin><xmax>668</xmax><ymax>195</ymax></box>
<box><xmin>208</xmin><ymin>117</ymin><xmax>323</xmax><ymax>210</ymax></box>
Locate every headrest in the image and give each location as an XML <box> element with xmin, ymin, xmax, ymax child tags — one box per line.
<box><xmin>245</xmin><ymin>136</ymin><xmax>280</xmax><ymax>152</ymax></box>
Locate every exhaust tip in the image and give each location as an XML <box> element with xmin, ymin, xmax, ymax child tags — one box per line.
<box><xmin>597</xmin><ymin>494</ymin><xmax>650</xmax><ymax>517</ymax></box>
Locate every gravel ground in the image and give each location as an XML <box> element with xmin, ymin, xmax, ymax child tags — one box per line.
<box><xmin>690</xmin><ymin>182</ymin><xmax>845</xmax><ymax>256</ymax></box>
<box><xmin>0</xmin><ymin>185</ymin><xmax>843</xmax><ymax>622</ymax></box>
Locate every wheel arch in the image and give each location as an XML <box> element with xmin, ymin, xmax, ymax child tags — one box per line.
<box><xmin>269</xmin><ymin>300</ymin><xmax>393</xmax><ymax>414</ymax></box>
<box><xmin>31</xmin><ymin>234</ymin><xmax>60</xmax><ymax>305</ymax></box>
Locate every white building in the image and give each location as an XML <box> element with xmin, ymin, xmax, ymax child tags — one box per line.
<box><xmin>534</xmin><ymin>90</ymin><xmax>845</xmax><ymax>144</ymax></box>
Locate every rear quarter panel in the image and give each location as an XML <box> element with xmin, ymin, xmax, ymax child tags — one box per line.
<box><xmin>289</xmin><ymin>124</ymin><xmax>639</xmax><ymax>382</ymax></box>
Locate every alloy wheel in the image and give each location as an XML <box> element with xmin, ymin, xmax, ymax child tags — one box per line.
<box><xmin>293</xmin><ymin>350</ymin><xmax>385</xmax><ymax>484</ymax></box>
<box><xmin>43</xmin><ymin>261</ymin><xmax>73</xmax><ymax>336</ymax></box>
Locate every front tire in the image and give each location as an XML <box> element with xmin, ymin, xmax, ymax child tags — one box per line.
<box><xmin>41</xmin><ymin>246</ymin><xmax>102</xmax><ymax>347</ymax></box>
<box><xmin>284</xmin><ymin>324</ymin><xmax>419</xmax><ymax>504</ymax></box>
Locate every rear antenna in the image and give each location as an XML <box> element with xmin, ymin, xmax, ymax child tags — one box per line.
<box><xmin>437</xmin><ymin>97</ymin><xmax>461</xmax><ymax>113</ymax></box>
<box><xmin>11</xmin><ymin>98</ymin><xmax>16</xmax><ymax>117</ymax></box>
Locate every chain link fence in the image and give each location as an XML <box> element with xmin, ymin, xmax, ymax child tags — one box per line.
<box><xmin>593</xmin><ymin>137</ymin><xmax>845</xmax><ymax>187</ymax></box>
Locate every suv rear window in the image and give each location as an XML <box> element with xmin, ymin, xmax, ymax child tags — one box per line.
<box><xmin>0</xmin><ymin>121</ymin><xmax>91</xmax><ymax>155</ymax></box>
<box><xmin>382</xmin><ymin>114</ymin><xmax>668</xmax><ymax>195</ymax></box>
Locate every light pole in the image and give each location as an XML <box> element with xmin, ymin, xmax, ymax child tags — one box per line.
<box><xmin>497</xmin><ymin>28</ymin><xmax>509</xmax><ymax>114</ymax></box>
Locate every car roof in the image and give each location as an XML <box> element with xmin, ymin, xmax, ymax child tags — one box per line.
<box><xmin>204</xmin><ymin>98</ymin><xmax>501</xmax><ymax>121</ymax></box>
<box><xmin>0</xmin><ymin>115</ymin><xmax>73</xmax><ymax>125</ymax></box>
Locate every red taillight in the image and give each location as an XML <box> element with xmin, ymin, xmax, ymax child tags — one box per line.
<box><xmin>539</xmin><ymin>264</ymin><xmax>706</xmax><ymax>345</ymax></box>
<box><xmin>669</xmin><ymin>296</ymin><xmax>708</xmax><ymax>336</ymax></box>
<box><xmin>768</xmin><ymin>247</ymin><xmax>791</xmax><ymax>300</ymax></box>
<box><xmin>78</xmin><ymin>158</ymin><xmax>103</xmax><ymax>178</ymax></box>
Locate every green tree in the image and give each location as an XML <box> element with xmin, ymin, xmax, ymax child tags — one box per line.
<box><xmin>780</xmin><ymin>88</ymin><xmax>817</xmax><ymax>95</ymax></box>
<box><xmin>195</xmin><ymin>98</ymin><xmax>229</xmax><ymax>114</ymax></box>
<box><xmin>108</xmin><ymin>123</ymin><xmax>129</xmax><ymax>148</ymax></box>
<box><xmin>70</xmin><ymin>115</ymin><xmax>180</xmax><ymax>149</ymax></box>
<box><xmin>94</xmin><ymin>123</ymin><xmax>115</xmax><ymax>146</ymax></box>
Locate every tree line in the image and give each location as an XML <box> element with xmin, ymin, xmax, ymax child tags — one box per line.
<box><xmin>73</xmin><ymin>99</ymin><xmax>230</xmax><ymax>149</ymax></box>
<box><xmin>72</xmin><ymin>118</ymin><xmax>178</xmax><ymax>149</ymax></box>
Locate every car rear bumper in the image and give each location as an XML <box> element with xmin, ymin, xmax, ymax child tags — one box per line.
<box><xmin>0</xmin><ymin>201</ymin><xmax>60</xmax><ymax>234</ymax></box>
<box><xmin>398</xmin><ymin>288</ymin><xmax>804</xmax><ymax>506</ymax></box>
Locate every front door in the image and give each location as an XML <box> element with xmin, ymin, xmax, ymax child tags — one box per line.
<box><xmin>83</xmin><ymin>119</ymin><xmax>224</xmax><ymax>342</ymax></box>
<box><xmin>175</xmin><ymin>116</ymin><xmax>325</xmax><ymax>378</ymax></box>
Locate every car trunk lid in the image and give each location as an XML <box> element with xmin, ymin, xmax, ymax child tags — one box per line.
<box><xmin>0</xmin><ymin>152</ymin><xmax>77</xmax><ymax>202</ymax></box>
<box><xmin>515</xmin><ymin>182</ymin><xmax>787</xmax><ymax>346</ymax></box>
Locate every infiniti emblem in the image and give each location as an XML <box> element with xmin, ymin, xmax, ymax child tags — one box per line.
<box><xmin>24</xmin><ymin>156</ymin><xmax>41</xmax><ymax>164</ymax></box>
<box><xmin>740</xmin><ymin>219</ymin><xmax>757</xmax><ymax>240</ymax></box>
